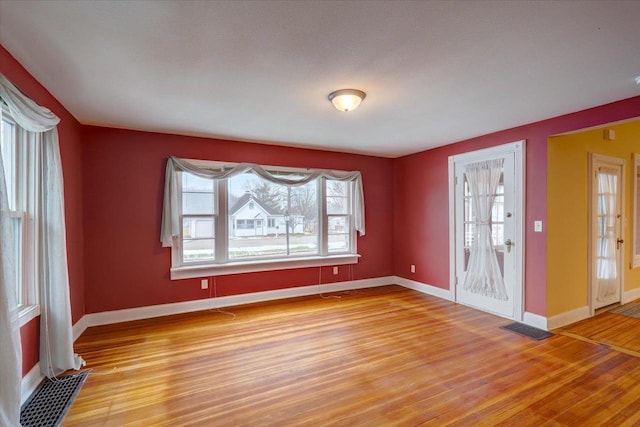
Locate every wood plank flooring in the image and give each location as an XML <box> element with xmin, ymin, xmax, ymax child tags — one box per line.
<box><xmin>64</xmin><ymin>286</ymin><xmax>640</xmax><ymax>426</ymax></box>
<box><xmin>557</xmin><ymin>306</ymin><xmax>640</xmax><ymax>355</ymax></box>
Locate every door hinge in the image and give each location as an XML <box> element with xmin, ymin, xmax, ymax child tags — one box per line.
<box><xmin>455</xmin><ymin>175</ymin><xmax>458</xmax><ymax>185</ymax></box>
<box><xmin>455</xmin><ymin>276</ymin><xmax>458</xmax><ymax>285</ymax></box>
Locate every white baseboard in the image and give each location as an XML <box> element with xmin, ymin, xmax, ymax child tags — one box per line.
<box><xmin>522</xmin><ymin>311</ymin><xmax>548</xmax><ymax>330</ymax></box>
<box><xmin>392</xmin><ymin>276</ymin><xmax>453</xmax><ymax>301</ymax></box>
<box><xmin>21</xmin><ymin>362</ymin><xmax>43</xmax><ymax>404</ymax></box>
<box><xmin>547</xmin><ymin>305</ymin><xmax>590</xmax><ymax>330</ymax></box>
<box><xmin>72</xmin><ymin>316</ymin><xmax>88</xmax><ymax>343</ymax></box>
<box><xmin>622</xmin><ymin>287</ymin><xmax>640</xmax><ymax>304</ymax></box>
<box><xmin>71</xmin><ymin>274</ymin><xmax>613</xmax><ymax>346</ymax></box>
<box><xmin>84</xmin><ymin>276</ymin><xmax>395</xmax><ymax>328</ymax></box>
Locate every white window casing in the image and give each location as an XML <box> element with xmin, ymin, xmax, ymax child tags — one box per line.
<box><xmin>1</xmin><ymin>107</ymin><xmax>40</xmax><ymax>326</ymax></box>
<box><xmin>161</xmin><ymin>157</ymin><xmax>364</xmax><ymax>279</ymax></box>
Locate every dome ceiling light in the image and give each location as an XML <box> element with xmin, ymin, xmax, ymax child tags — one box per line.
<box><xmin>328</xmin><ymin>89</ymin><xmax>366</xmax><ymax>112</ymax></box>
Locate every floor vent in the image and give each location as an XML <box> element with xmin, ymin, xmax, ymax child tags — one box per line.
<box><xmin>500</xmin><ymin>322</ymin><xmax>554</xmax><ymax>341</ymax></box>
<box><xmin>20</xmin><ymin>370</ymin><xmax>89</xmax><ymax>427</ymax></box>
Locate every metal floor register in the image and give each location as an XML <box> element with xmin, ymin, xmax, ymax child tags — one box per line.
<box><xmin>20</xmin><ymin>370</ymin><xmax>89</xmax><ymax>427</ymax></box>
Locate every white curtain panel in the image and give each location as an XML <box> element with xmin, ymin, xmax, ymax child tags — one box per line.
<box><xmin>596</xmin><ymin>169</ymin><xmax>618</xmax><ymax>301</ymax></box>
<box><xmin>0</xmin><ymin>108</ymin><xmax>23</xmax><ymax>427</ymax></box>
<box><xmin>0</xmin><ymin>73</ymin><xmax>84</xmax><ymax>378</ymax></box>
<box><xmin>161</xmin><ymin>156</ymin><xmax>366</xmax><ymax>247</ymax></box>
<box><xmin>462</xmin><ymin>158</ymin><xmax>508</xmax><ymax>300</ymax></box>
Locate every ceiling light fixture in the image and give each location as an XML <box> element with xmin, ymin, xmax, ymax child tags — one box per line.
<box><xmin>328</xmin><ymin>89</ymin><xmax>366</xmax><ymax>112</ymax></box>
<box><xmin>635</xmin><ymin>75</ymin><xmax>640</xmax><ymax>85</ymax></box>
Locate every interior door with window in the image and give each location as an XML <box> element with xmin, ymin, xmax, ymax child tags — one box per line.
<box><xmin>590</xmin><ymin>154</ymin><xmax>625</xmax><ymax>312</ymax></box>
<box><xmin>450</xmin><ymin>141</ymin><xmax>524</xmax><ymax>320</ymax></box>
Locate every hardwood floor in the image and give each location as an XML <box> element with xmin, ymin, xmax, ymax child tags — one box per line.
<box><xmin>557</xmin><ymin>306</ymin><xmax>640</xmax><ymax>355</ymax></box>
<box><xmin>64</xmin><ymin>286</ymin><xmax>640</xmax><ymax>426</ymax></box>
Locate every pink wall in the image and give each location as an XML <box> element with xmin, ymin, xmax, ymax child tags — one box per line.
<box><xmin>1</xmin><ymin>45</ymin><xmax>86</xmax><ymax>374</ymax></box>
<box><xmin>82</xmin><ymin>127</ymin><xmax>395</xmax><ymax>313</ymax></box>
<box><xmin>394</xmin><ymin>96</ymin><xmax>640</xmax><ymax>315</ymax></box>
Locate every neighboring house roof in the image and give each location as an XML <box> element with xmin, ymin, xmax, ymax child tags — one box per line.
<box><xmin>229</xmin><ymin>193</ymin><xmax>282</xmax><ymax>216</ymax></box>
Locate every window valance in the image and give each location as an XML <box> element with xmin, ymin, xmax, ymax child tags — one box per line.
<box><xmin>161</xmin><ymin>156</ymin><xmax>365</xmax><ymax>247</ymax></box>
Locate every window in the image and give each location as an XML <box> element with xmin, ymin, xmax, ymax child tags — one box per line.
<box><xmin>462</xmin><ymin>172</ymin><xmax>505</xmax><ymax>270</ymax></box>
<box><xmin>227</xmin><ymin>172</ymin><xmax>318</xmax><ymax>259</ymax></box>
<box><xmin>168</xmin><ymin>159</ymin><xmax>362</xmax><ymax>279</ymax></box>
<box><xmin>181</xmin><ymin>173</ymin><xmax>215</xmax><ymax>263</ymax></box>
<box><xmin>326</xmin><ymin>180</ymin><xmax>351</xmax><ymax>253</ymax></box>
<box><xmin>1</xmin><ymin>106</ymin><xmax>39</xmax><ymax>324</ymax></box>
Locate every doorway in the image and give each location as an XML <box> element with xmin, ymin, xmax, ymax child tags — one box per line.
<box><xmin>589</xmin><ymin>154</ymin><xmax>625</xmax><ymax>314</ymax></box>
<box><xmin>449</xmin><ymin>141</ymin><xmax>525</xmax><ymax>320</ymax></box>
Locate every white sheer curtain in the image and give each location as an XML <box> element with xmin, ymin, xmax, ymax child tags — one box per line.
<box><xmin>0</xmin><ymin>108</ymin><xmax>23</xmax><ymax>427</ymax></box>
<box><xmin>462</xmin><ymin>159</ymin><xmax>508</xmax><ymax>300</ymax></box>
<box><xmin>161</xmin><ymin>156</ymin><xmax>365</xmax><ymax>247</ymax></box>
<box><xmin>596</xmin><ymin>169</ymin><xmax>618</xmax><ymax>301</ymax></box>
<box><xmin>0</xmin><ymin>73</ymin><xmax>84</xmax><ymax>378</ymax></box>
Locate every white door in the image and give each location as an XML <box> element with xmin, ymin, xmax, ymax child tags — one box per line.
<box><xmin>449</xmin><ymin>141</ymin><xmax>524</xmax><ymax>320</ymax></box>
<box><xmin>590</xmin><ymin>154</ymin><xmax>625</xmax><ymax>312</ymax></box>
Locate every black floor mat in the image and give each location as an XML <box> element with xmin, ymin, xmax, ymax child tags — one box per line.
<box><xmin>20</xmin><ymin>370</ymin><xmax>89</xmax><ymax>427</ymax></box>
<box><xmin>500</xmin><ymin>322</ymin><xmax>554</xmax><ymax>340</ymax></box>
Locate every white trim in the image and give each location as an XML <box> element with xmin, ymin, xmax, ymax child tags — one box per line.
<box><xmin>518</xmin><ymin>142</ymin><xmax>527</xmax><ymax>323</ymax></box>
<box><xmin>172</xmin><ymin>158</ymin><xmax>361</xmax><ymax>275</ymax></box>
<box><xmin>632</xmin><ymin>153</ymin><xmax>640</xmax><ymax>269</ymax></box>
<box><xmin>547</xmin><ymin>305</ymin><xmax>591</xmax><ymax>330</ymax></box>
<box><xmin>21</xmin><ymin>362</ymin><xmax>43</xmax><ymax>404</ymax></box>
<box><xmin>73</xmin><ymin>316</ymin><xmax>88</xmax><ymax>342</ymax></box>
<box><xmin>448</xmin><ymin>140</ymin><xmax>526</xmax><ymax>321</ymax></box>
<box><xmin>588</xmin><ymin>153</ymin><xmax>626</xmax><ymax>315</ymax></box>
<box><xmin>18</xmin><ymin>304</ymin><xmax>40</xmax><ymax>327</ymax></box>
<box><xmin>622</xmin><ymin>286</ymin><xmax>640</xmax><ymax>304</ymax></box>
<box><xmin>523</xmin><ymin>311</ymin><xmax>548</xmax><ymax>331</ymax></box>
<box><xmin>171</xmin><ymin>254</ymin><xmax>360</xmax><ymax>280</ymax></box>
<box><xmin>393</xmin><ymin>276</ymin><xmax>453</xmax><ymax>301</ymax></box>
<box><xmin>448</xmin><ymin>157</ymin><xmax>457</xmax><ymax>302</ymax></box>
<box><xmin>448</xmin><ymin>140</ymin><xmax>526</xmax><ymax>163</ymax></box>
<box><xmin>84</xmin><ymin>276</ymin><xmax>394</xmax><ymax>327</ymax></box>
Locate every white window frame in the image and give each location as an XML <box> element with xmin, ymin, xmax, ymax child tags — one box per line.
<box><xmin>170</xmin><ymin>160</ymin><xmax>359</xmax><ymax>280</ymax></box>
<box><xmin>632</xmin><ymin>153</ymin><xmax>640</xmax><ymax>269</ymax></box>
<box><xmin>1</xmin><ymin>105</ymin><xmax>40</xmax><ymax>325</ymax></box>
<box><xmin>324</xmin><ymin>179</ymin><xmax>354</xmax><ymax>256</ymax></box>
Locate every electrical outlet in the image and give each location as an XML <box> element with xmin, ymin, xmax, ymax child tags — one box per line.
<box><xmin>534</xmin><ymin>221</ymin><xmax>543</xmax><ymax>232</ymax></box>
<box><xmin>333</xmin><ymin>266</ymin><xmax>338</xmax><ymax>275</ymax></box>
<box><xmin>201</xmin><ymin>279</ymin><xmax>208</xmax><ymax>289</ymax></box>
<box><xmin>410</xmin><ymin>264</ymin><xmax>416</xmax><ymax>273</ymax></box>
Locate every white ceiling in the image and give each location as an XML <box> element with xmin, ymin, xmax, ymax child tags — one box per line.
<box><xmin>1</xmin><ymin>0</ymin><xmax>639</xmax><ymax>158</ymax></box>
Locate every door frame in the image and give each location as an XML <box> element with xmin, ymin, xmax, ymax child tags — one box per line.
<box><xmin>448</xmin><ymin>140</ymin><xmax>526</xmax><ymax>321</ymax></box>
<box><xmin>588</xmin><ymin>153</ymin><xmax>625</xmax><ymax>316</ymax></box>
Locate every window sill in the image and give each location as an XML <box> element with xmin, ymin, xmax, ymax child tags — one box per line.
<box><xmin>19</xmin><ymin>304</ymin><xmax>40</xmax><ymax>328</ymax></box>
<box><xmin>171</xmin><ymin>254</ymin><xmax>360</xmax><ymax>280</ymax></box>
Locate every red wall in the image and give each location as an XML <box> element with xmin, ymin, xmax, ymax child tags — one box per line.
<box><xmin>82</xmin><ymin>127</ymin><xmax>395</xmax><ymax>313</ymax></box>
<box><xmin>394</xmin><ymin>96</ymin><xmax>640</xmax><ymax>316</ymax></box>
<box><xmin>19</xmin><ymin>319</ymin><xmax>39</xmax><ymax>376</ymax></box>
<box><xmin>1</xmin><ymin>45</ymin><xmax>86</xmax><ymax>374</ymax></box>
<box><xmin>3</xmin><ymin>39</ymin><xmax>640</xmax><ymax>379</ymax></box>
